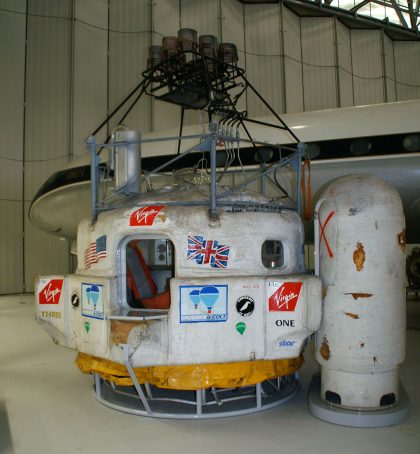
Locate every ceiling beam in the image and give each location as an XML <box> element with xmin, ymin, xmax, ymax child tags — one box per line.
<box><xmin>349</xmin><ymin>0</ymin><xmax>370</xmax><ymax>14</ymax></box>
<box><xmin>282</xmin><ymin>0</ymin><xmax>420</xmax><ymax>38</ymax></box>
<box><xmin>389</xmin><ymin>0</ymin><xmax>409</xmax><ymax>28</ymax></box>
<box><xmin>407</xmin><ymin>0</ymin><xmax>417</xmax><ymax>29</ymax></box>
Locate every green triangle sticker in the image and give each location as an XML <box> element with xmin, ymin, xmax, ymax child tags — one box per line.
<box><xmin>85</xmin><ymin>321</ymin><xmax>90</xmax><ymax>333</ymax></box>
<box><xmin>236</xmin><ymin>322</ymin><xmax>246</xmax><ymax>335</ymax></box>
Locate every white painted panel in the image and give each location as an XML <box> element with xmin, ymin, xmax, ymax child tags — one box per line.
<box><xmin>180</xmin><ymin>0</ymin><xmax>219</xmax><ymax>38</ymax></box>
<box><xmin>282</xmin><ymin>6</ymin><xmax>303</xmax><ymax>113</ymax></box>
<box><xmin>336</xmin><ymin>20</ymin><xmax>353</xmax><ymax>107</ymax></box>
<box><xmin>154</xmin><ymin>0</ymin><xmax>179</xmax><ymax>39</ymax></box>
<box><xmin>183</xmin><ymin>110</ymin><xmax>201</xmax><ymax>128</ymax></box>
<box><xmin>24</xmin><ymin>202</ymin><xmax>69</xmax><ymax>292</ymax></box>
<box><xmin>25</xmin><ymin>5</ymin><xmax>71</xmax><ymax>199</ymax></box>
<box><xmin>383</xmin><ymin>34</ymin><xmax>396</xmax><ymax>102</ymax></box>
<box><xmin>152</xmin><ymin>0</ymin><xmax>181</xmax><ymax>131</ymax></box>
<box><xmin>72</xmin><ymin>0</ymin><xmax>108</xmax><ymax>155</ymax></box>
<box><xmin>244</xmin><ymin>3</ymin><xmax>283</xmax><ymax>117</ymax></box>
<box><xmin>221</xmin><ymin>0</ymin><xmax>244</xmax><ymax>49</ymax></box>
<box><xmin>0</xmin><ymin>1</ymin><xmax>26</xmax><ymax>293</ymax></box>
<box><xmin>0</xmin><ymin>160</ymin><xmax>22</xmax><ymax>201</ymax></box>
<box><xmin>351</xmin><ymin>30</ymin><xmax>384</xmax><ymax>106</ymax></box>
<box><xmin>0</xmin><ymin>0</ymin><xmax>25</xmax><ymax>12</ymax></box>
<box><xmin>25</xmin><ymin>158</ymin><xmax>69</xmax><ymax>200</ymax></box>
<box><xmin>394</xmin><ymin>42</ymin><xmax>420</xmax><ymax>102</ymax></box>
<box><xmin>25</xmin><ymin>0</ymin><xmax>72</xmax><ymax>289</ymax></box>
<box><xmin>301</xmin><ymin>18</ymin><xmax>337</xmax><ymax>111</ymax></box>
<box><xmin>0</xmin><ymin>3</ymin><xmax>25</xmax><ymax>202</ymax></box>
<box><xmin>109</xmin><ymin>0</ymin><xmax>151</xmax><ymax>133</ymax></box>
<box><xmin>0</xmin><ymin>201</ymin><xmax>23</xmax><ymax>294</ymax></box>
<box><xmin>152</xmin><ymin>102</ymin><xmax>181</xmax><ymax>133</ymax></box>
<box><xmin>28</xmin><ymin>0</ymin><xmax>69</xmax><ymax>16</ymax></box>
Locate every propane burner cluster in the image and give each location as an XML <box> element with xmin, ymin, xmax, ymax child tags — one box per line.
<box><xmin>147</xmin><ymin>28</ymin><xmax>238</xmax><ymax>70</ymax></box>
<box><xmin>142</xmin><ymin>28</ymin><xmax>245</xmax><ymax>114</ymax></box>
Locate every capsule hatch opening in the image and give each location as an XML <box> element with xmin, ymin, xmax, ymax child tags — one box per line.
<box><xmin>124</xmin><ymin>238</ymin><xmax>175</xmax><ymax>310</ymax></box>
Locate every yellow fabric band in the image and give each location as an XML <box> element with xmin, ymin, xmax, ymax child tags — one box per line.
<box><xmin>76</xmin><ymin>352</ymin><xmax>303</xmax><ymax>390</ymax></box>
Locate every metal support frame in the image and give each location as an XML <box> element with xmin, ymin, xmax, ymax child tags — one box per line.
<box><xmin>85</xmin><ymin>45</ymin><xmax>305</xmax><ymax>225</ymax></box>
<box><xmin>92</xmin><ymin>354</ymin><xmax>301</xmax><ymax>419</ymax></box>
<box><xmin>140</xmin><ymin>49</ymin><xmax>300</xmax><ymax>142</ymax></box>
<box><xmin>86</xmin><ymin>127</ymin><xmax>304</xmax><ymax>222</ymax></box>
<box><xmin>120</xmin><ymin>344</ymin><xmax>151</xmax><ymax>414</ymax></box>
<box><xmin>87</xmin><ymin>136</ymin><xmax>100</xmax><ymax>223</ymax></box>
<box><xmin>209</xmin><ymin>123</ymin><xmax>218</xmax><ymax>218</ymax></box>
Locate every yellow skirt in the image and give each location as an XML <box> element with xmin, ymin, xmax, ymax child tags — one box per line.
<box><xmin>76</xmin><ymin>352</ymin><xmax>303</xmax><ymax>390</ymax></box>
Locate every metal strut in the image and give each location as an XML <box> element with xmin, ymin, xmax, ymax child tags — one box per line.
<box><xmin>120</xmin><ymin>344</ymin><xmax>152</xmax><ymax>414</ymax></box>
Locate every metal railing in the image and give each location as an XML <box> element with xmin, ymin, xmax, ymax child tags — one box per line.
<box><xmin>86</xmin><ymin>123</ymin><xmax>304</xmax><ymax>223</ymax></box>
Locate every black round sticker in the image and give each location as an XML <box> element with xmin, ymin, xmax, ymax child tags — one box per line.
<box><xmin>71</xmin><ymin>291</ymin><xmax>80</xmax><ymax>309</ymax></box>
<box><xmin>236</xmin><ymin>296</ymin><xmax>255</xmax><ymax>316</ymax></box>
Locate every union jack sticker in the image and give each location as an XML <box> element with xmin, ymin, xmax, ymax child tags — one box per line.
<box><xmin>187</xmin><ymin>235</ymin><xmax>230</xmax><ymax>269</ymax></box>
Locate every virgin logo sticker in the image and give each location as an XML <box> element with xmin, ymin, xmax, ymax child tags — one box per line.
<box><xmin>129</xmin><ymin>205</ymin><xmax>166</xmax><ymax>226</ymax></box>
<box><xmin>268</xmin><ymin>282</ymin><xmax>302</xmax><ymax>312</ymax></box>
<box><xmin>39</xmin><ymin>279</ymin><xmax>64</xmax><ymax>305</ymax></box>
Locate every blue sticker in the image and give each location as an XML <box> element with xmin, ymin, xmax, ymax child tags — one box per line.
<box><xmin>81</xmin><ymin>283</ymin><xmax>104</xmax><ymax>320</ymax></box>
<box><xmin>279</xmin><ymin>340</ymin><xmax>296</xmax><ymax>347</ymax></box>
<box><xmin>179</xmin><ymin>285</ymin><xmax>228</xmax><ymax>323</ymax></box>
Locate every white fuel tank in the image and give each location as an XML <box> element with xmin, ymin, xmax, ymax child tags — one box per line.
<box><xmin>315</xmin><ymin>175</ymin><xmax>406</xmax><ymax>410</ymax></box>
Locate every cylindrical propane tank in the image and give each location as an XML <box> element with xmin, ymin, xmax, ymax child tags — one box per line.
<box><xmin>315</xmin><ymin>175</ymin><xmax>406</xmax><ymax>410</ymax></box>
<box><xmin>113</xmin><ymin>128</ymin><xmax>141</xmax><ymax>194</ymax></box>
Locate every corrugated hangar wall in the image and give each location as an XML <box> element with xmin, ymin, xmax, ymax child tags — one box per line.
<box><xmin>0</xmin><ymin>0</ymin><xmax>420</xmax><ymax>294</ymax></box>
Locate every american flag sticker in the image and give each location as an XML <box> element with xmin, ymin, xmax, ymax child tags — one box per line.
<box><xmin>187</xmin><ymin>236</ymin><xmax>230</xmax><ymax>269</ymax></box>
<box><xmin>84</xmin><ymin>235</ymin><xmax>107</xmax><ymax>269</ymax></box>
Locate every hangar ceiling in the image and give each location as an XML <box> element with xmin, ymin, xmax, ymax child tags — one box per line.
<box><xmin>239</xmin><ymin>0</ymin><xmax>420</xmax><ymax>39</ymax></box>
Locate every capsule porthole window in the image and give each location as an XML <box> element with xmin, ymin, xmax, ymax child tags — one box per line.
<box><xmin>261</xmin><ymin>240</ymin><xmax>284</xmax><ymax>269</ymax></box>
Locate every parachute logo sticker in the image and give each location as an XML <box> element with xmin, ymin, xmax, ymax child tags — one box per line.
<box><xmin>71</xmin><ymin>291</ymin><xmax>80</xmax><ymax>309</ymax></box>
<box><xmin>179</xmin><ymin>285</ymin><xmax>228</xmax><ymax>323</ymax></box>
<box><xmin>81</xmin><ymin>283</ymin><xmax>104</xmax><ymax>320</ymax></box>
<box><xmin>236</xmin><ymin>296</ymin><xmax>255</xmax><ymax>316</ymax></box>
<box><xmin>236</xmin><ymin>322</ymin><xmax>246</xmax><ymax>335</ymax></box>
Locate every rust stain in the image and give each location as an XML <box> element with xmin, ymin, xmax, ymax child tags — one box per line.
<box><xmin>345</xmin><ymin>292</ymin><xmax>373</xmax><ymax>300</ymax></box>
<box><xmin>157</xmin><ymin>213</ymin><xmax>167</xmax><ymax>223</ymax></box>
<box><xmin>320</xmin><ymin>336</ymin><xmax>330</xmax><ymax>361</ymax></box>
<box><xmin>345</xmin><ymin>312</ymin><xmax>360</xmax><ymax>319</ymax></box>
<box><xmin>322</xmin><ymin>287</ymin><xmax>328</xmax><ymax>298</ymax></box>
<box><xmin>398</xmin><ymin>229</ymin><xmax>406</xmax><ymax>250</ymax></box>
<box><xmin>111</xmin><ymin>320</ymin><xmax>147</xmax><ymax>344</ymax></box>
<box><xmin>353</xmin><ymin>242</ymin><xmax>365</xmax><ymax>271</ymax></box>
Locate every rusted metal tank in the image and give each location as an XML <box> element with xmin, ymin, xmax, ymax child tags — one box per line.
<box><xmin>314</xmin><ymin>175</ymin><xmax>406</xmax><ymax>410</ymax></box>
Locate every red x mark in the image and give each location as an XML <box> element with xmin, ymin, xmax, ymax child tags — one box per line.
<box><xmin>319</xmin><ymin>210</ymin><xmax>335</xmax><ymax>258</ymax></box>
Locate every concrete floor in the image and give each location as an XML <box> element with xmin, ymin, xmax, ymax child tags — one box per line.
<box><xmin>0</xmin><ymin>293</ymin><xmax>419</xmax><ymax>454</ymax></box>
